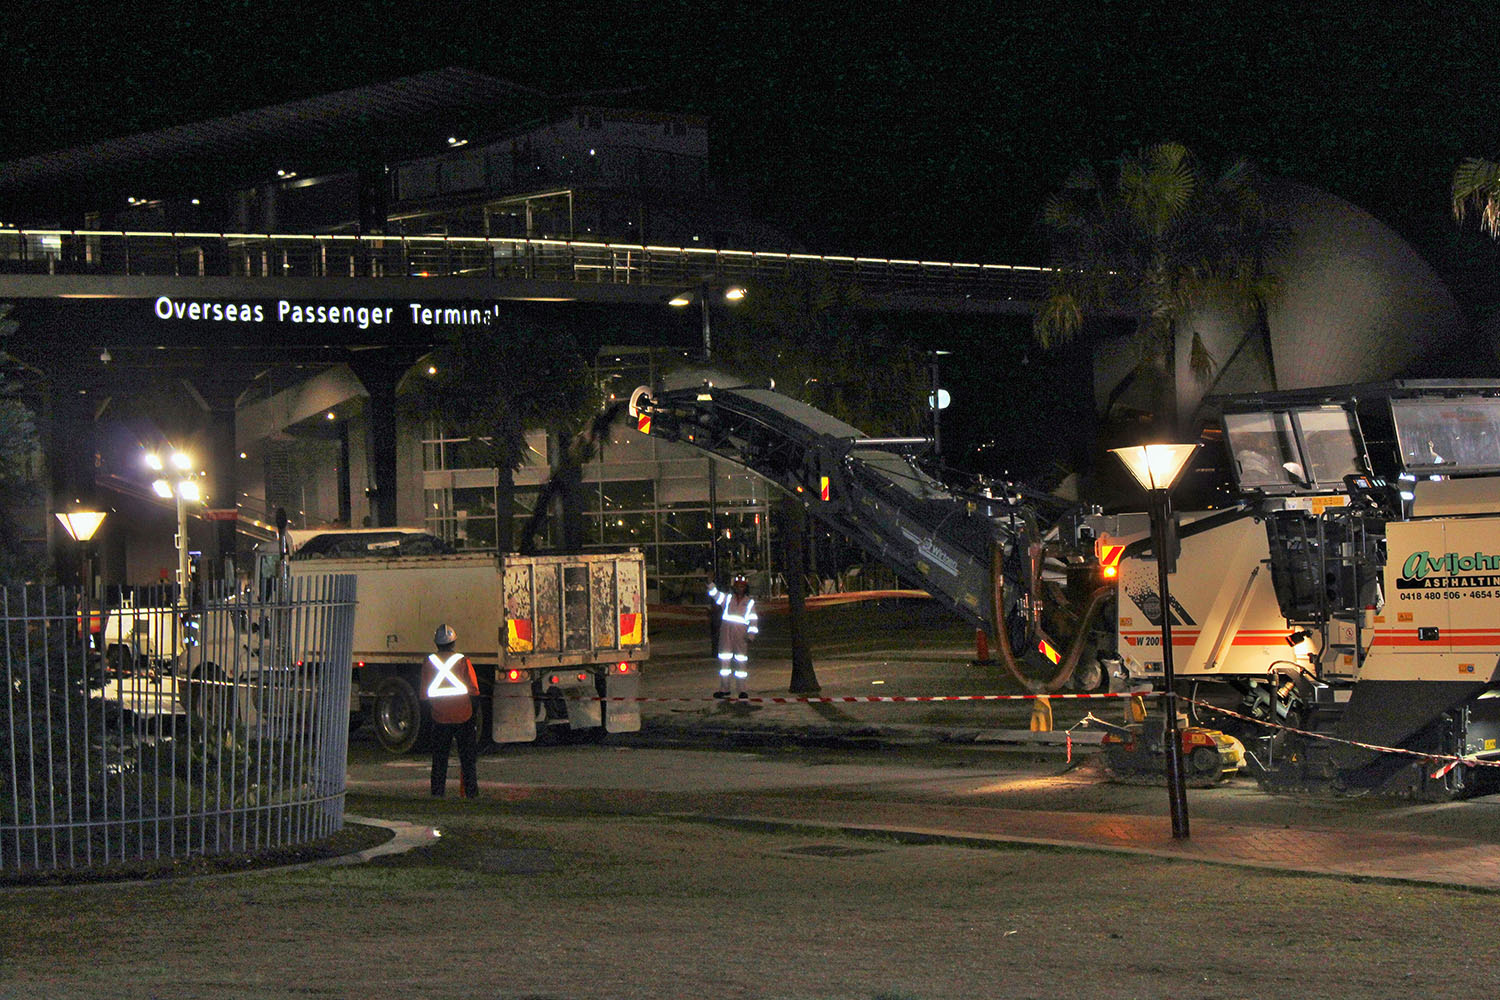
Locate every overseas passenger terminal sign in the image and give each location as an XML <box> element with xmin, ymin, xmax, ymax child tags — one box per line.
<box><xmin>151</xmin><ymin>296</ymin><xmax>508</xmax><ymax>332</ymax></box>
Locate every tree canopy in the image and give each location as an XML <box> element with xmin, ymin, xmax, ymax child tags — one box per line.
<box><xmin>401</xmin><ymin>319</ymin><xmax>602</xmax><ymax>551</ymax></box>
<box><xmin>1035</xmin><ymin>143</ymin><xmax>1283</xmax><ymax>431</ymax></box>
<box><xmin>1454</xmin><ymin>157</ymin><xmax>1500</xmax><ymax>239</ymax></box>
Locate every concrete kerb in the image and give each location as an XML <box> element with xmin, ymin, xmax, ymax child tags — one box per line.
<box><xmin>1</xmin><ymin>816</ymin><xmax>439</xmax><ymax>892</ymax></box>
<box><xmin>680</xmin><ymin>812</ymin><xmax>1500</xmax><ymax>896</ymax></box>
<box><xmin>325</xmin><ymin>815</ymin><xmax>441</xmax><ymax>866</ymax></box>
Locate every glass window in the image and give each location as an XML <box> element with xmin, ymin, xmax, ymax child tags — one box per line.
<box><xmin>1392</xmin><ymin>397</ymin><xmax>1500</xmax><ymax>473</ymax></box>
<box><xmin>658</xmin><ymin>543</ymin><xmax>711</xmax><ymax>577</ymax></box>
<box><xmin>600</xmin><ymin>480</ymin><xmax>654</xmax><ymax>511</ymax></box>
<box><xmin>602</xmin><ymin>512</ymin><xmax>654</xmax><ymax>545</ymax></box>
<box><xmin>660</xmin><ymin>507</ymin><xmax>711</xmax><ymax>543</ymax></box>
<box><xmin>1294</xmin><ymin>407</ymin><xmax>1360</xmax><ymax>486</ymax></box>
<box><xmin>1224</xmin><ymin>411</ymin><xmax>1301</xmax><ymax>490</ymax></box>
<box><xmin>447</xmin><ymin>436</ymin><xmax>498</xmax><ymax>470</ymax></box>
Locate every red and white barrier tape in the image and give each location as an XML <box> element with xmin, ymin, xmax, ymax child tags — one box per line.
<box><xmin>1183</xmin><ymin>695</ymin><xmax>1500</xmax><ymax>778</ymax></box>
<box><xmin>502</xmin><ymin>688</ymin><xmax>1497</xmax><ymax>778</ymax></box>
<box><xmin>498</xmin><ymin>691</ymin><xmax>1143</xmax><ymax>704</ymax></box>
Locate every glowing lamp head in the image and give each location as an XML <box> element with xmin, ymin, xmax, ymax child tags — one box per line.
<box><xmin>1111</xmin><ymin>443</ymin><xmax>1198</xmax><ymax>492</ymax></box>
<box><xmin>55</xmin><ymin>510</ymin><xmax>106</xmax><ymax>542</ymax></box>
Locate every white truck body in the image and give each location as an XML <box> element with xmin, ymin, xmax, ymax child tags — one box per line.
<box><xmin>284</xmin><ymin>548</ymin><xmax>648</xmax><ymax>749</ymax></box>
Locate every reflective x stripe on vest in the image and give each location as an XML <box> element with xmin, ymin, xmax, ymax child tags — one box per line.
<box><xmin>722</xmin><ymin>598</ymin><xmax>757</xmax><ymax>626</ymax></box>
<box><xmin>427</xmin><ymin>653</ymin><xmax>470</xmax><ymax>698</ymax></box>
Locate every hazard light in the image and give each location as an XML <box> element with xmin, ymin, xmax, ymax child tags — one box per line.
<box><xmin>1096</xmin><ymin>541</ymin><xmax>1124</xmax><ymax>580</ymax></box>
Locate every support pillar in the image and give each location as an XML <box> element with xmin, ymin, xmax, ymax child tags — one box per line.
<box><xmin>346</xmin><ymin>357</ymin><xmax>403</xmax><ymax>528</ymax></box>
<box><xmin>203</xmin><ymin>405</ymin><xmax>240</xmax><ymax>586</ymax></box>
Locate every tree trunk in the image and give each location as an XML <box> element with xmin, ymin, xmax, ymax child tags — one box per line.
<box><xmin>556</xmin><ymin>434</ymin><xmax>586</xmax><ymax>553</ymax></box>
<box><xmin>780</xmin><ymin>492</ymin><xmax>820</xmax><ymax>694</ymax></box>
<box><xmin>495</xmin><ymin>466</ymin><xmax>516</xmax><ymax>553</ymax></box>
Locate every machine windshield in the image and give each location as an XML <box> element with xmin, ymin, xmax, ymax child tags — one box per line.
<box><xmin>1224</xmin><ymin>406</ymin><xmax>1360</xmax><ymax>492</ymax></box>
<box><xmin>1391</xmin><ymin>396</ymin><xmax>1500</xmax><ymax>474</ymax></box>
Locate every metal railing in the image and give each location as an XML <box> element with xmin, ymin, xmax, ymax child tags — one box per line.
<box><xmin>0</xmin><ymin>228</ymin><xmax>1053</xmax><ymax>304</ymax></box>
<box><xmin>1</xmin><ymin>575</ymin><xmax>356</xmax><ymax>873</ymax></box>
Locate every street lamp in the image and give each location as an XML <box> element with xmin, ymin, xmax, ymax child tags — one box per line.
<box><xmin>927</xmin><ymin>350</ymin><xmax>951</xmax><ymax>458</ymax></box>
<box><xmin>670</xmin><ymin>284</ymin><xmax>747</xmax><ymax>362</ymax></box>
<box><xmin>147</xmin><ymin>450</ymin><xmax>201</xmax><ymax>607</ymax></box>
<box><xmin>56</xmin><ymin>508</ymin><xmax>107</xmax><ymax>655</ymax></box>
<box><xmin>1110</xmin><ymin>441</ymin><xmax>1198</xmax><ymax>840</ymax></box>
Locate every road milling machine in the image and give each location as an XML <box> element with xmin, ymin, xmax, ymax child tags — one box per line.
<box><xmin>633</xmin><ymin>378</ymin><xmax>1500</xmax><ymax>799</ymax></box>
<box><xmin>1089</xmin><ymin>380</ymin><xmax>1500</xmax><ymax>799</ymax></box>
<box><xmin>627</xmin><ymin>381</ymin><xmax>1115</xmax><ymax>696</ymax></box>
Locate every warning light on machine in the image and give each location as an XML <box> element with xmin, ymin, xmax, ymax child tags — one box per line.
<box><xmin>1097</xmin><ymin>542</ymin><xmax>1125</xmax><ymax>578</ymax></box>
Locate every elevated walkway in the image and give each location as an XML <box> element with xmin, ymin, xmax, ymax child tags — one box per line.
<box><xmin>0</xmin><ymin>228</ymin><xmax>1052</xmax><ymax>314</ymax></box>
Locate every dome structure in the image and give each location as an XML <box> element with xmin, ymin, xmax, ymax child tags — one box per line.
<box><xmin>1091</xmin><ymin>180</ymin><xmax>1469</xmax><ymax>429</ymax></box>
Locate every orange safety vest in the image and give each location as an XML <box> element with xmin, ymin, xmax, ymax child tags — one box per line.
<box><xmin>421</xmin><ymin>652</ymin><xmax>479</xmax><ymax>724</ymax></box>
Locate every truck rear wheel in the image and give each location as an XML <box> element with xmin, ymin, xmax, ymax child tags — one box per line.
<box><xmin>373</xmin><ymin>676</ymin><xmax>428</xmax><ymax>753</ymax></box>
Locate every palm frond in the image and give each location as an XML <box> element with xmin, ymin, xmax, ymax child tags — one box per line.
<box><xmin>1033</xmin><ymin>291</ymin><xmax>1084</xmax><ymax>348</ymax></box>
<box><xmin>1453</xmin><ymin>157</ymin><xmax>1500</xmax><ymax>237</ymax></box>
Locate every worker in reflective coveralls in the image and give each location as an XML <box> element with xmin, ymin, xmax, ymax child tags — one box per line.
<box><xmin>708</xmin><ymin>575</ymin><xmax>758</xmax><ymax>699</ymax></box>
<box><xmin>423</xmin><ymin>623</ymin><xmax>480</xmax><ymax>797</ymax></box>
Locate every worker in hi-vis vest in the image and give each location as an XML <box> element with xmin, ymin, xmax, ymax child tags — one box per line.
<box><xmin>708</xmin><ymin>575</ymin><xmax>758</xmax><ymax>699</ymax></box>
<box><xmin>422</xmin><ymin>623</ymin><xmax>481</xmax><ymax>797</ymax></box>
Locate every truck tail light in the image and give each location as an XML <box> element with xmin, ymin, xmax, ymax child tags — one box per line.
<box><xmin>506</xmin><ymin>669</ymin><xmax>524</xmax><ymax>683</ymax></box>
<box><xmin>577</xmin><ymin>672</ymin><xmax>588</xmax><ymax>682</ymax></box>
<box><xmin>615</xmin><ymin>661</ymin><xmax>632</xmax><ymax>674</ymax></box>
<box><xmin>549</xmin><ymin>675</ymin><xmax>560</xmax><ymax>686</ymax></box>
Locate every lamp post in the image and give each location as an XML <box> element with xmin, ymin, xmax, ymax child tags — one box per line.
<box><xmin>927</xmin><ymin>350</ymin><xmax>951</xmax><ymax>458</ymax></box>
<box><xmin>1110</xmin><ymin>442</ymin><xmax>1198</xmax><ymax>840</ymax></box>
<box><xmin>56</xmin><ymin>509</ymin><xmax>107</xmax><ymax>657</ymax></box>
<box><xmin>670</xmin><ymin>284</ymin><xmax>746</xmax><ymax>362</ymax></box>
<box><xmin>147</xmin><ymin>450</ymin><xmax>201</xmax><ymax>608</ymax></box>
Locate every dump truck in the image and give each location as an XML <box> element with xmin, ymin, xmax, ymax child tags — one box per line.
<box><xmin>277</xmin><ymin>546</ymin><xmax>648</xmax><ymax>752</ymax></box>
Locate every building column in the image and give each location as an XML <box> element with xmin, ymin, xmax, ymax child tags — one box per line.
<box><xmin>203</xmin><ymin>404</ymin><xmax>240</xmax><ymax>585</ymax></box>
<box><xmin>346</xmin><ymin>357</ymin><xmax>402</xmax><ymax>528</ymax></box>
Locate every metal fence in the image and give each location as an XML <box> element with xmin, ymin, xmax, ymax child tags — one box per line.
<box><xmin>1</xmin><ymin>574</ymin><xmax>356</xmax><ymax>873</ymax></box>
<box><xmin>0</xmin><ymin>228</ymin><xmax>1054</xmax><ymax>305</ymax></box>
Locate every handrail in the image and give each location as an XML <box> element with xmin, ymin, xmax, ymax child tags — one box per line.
<box><xmin>0</xmin><ymin>227</ymin><xmax>1054</xmax><ymax>303</ymax></box>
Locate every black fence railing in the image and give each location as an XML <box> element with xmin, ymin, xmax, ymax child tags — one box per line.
<box><xmin>1</xmin><ymin>576</ymin><xmax>356</xmax><ymax>873</ymax></box>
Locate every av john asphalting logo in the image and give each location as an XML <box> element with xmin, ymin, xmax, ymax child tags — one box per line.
<box><xmin>1397</xmin><ymin>550</ymin><xmax>1500</xmax><ymax>590</ymax></box>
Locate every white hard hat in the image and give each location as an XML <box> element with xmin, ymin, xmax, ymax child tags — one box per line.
<box><xmin>433</xmin><ymin>623</ymin><xmax>457</xmax><ymax>647</ymax></box>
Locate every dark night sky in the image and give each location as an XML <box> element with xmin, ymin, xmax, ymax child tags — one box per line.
<box><xmin>6</xmin><ymin>2</ymin><xmax>1500</xmax><ymax>483</ymax></box>
<box><xmin>7</xmin><ymin>2</ymin><xmax>1500</xmax><ymax>278</ymax></box>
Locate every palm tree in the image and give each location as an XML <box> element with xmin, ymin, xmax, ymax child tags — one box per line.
<box><xmin>1453</xmin><ymin>157</ymin><xmax>1500</xmax><ymax>238</ymax></box>
<box><xmin>402</xmin><ymin>320</ymin><xmax>602</xmax><ymax>553</ymax></box>
<box><xmin>706</xmin><ymin>273</ymin><xmax>928</xmax><ymax>693</ymax></box>
<box><xmin>1035</xmin><ymin>143</ymin><xmax>1282</xmax><ymax>433</ymax></box>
